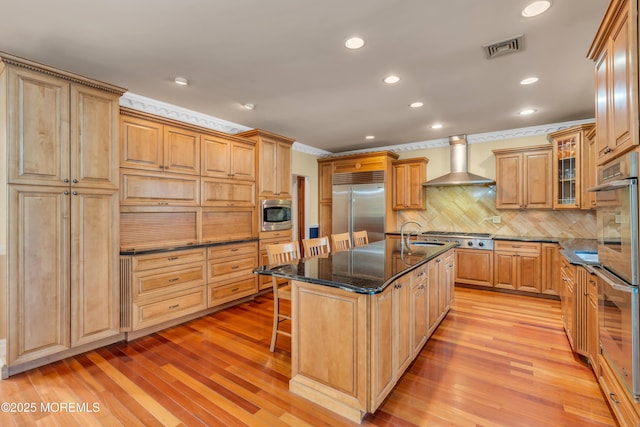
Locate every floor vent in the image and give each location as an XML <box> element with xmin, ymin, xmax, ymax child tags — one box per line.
<box><xmin>482</xmin><ymin>35</ymin><xmax>524</xmax><ymax>59</ymax></box>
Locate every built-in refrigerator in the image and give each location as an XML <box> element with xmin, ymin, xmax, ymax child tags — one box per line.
<box><xmin>332</xmin><ymin>180</ymin><xmax>385</xmax><ymax>243</ymax></box>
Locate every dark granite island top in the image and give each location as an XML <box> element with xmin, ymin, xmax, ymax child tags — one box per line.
<box><xmin>253</xmin><ymin>238</ymin><xmax>457</xmax><ymax>294</ymax></box>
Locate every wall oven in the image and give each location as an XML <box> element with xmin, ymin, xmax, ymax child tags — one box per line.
<box><xmin>261</xmin><ymin>199</ymin><xmax>292</xmax><ymax>231</ymax></box>
<box><xmin>590</xmin><ymin>151</ymin><xmax>640</xmax><ymax>398</ymax></box>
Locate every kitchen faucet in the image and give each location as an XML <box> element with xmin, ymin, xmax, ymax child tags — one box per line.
<box><xmin>400</xmin><ymin>220</ymin><xmax>423</xmax><ymax>247</ymax></box>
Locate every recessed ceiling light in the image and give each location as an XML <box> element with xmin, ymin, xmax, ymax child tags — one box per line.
<box><xmin>383</xmin><ymin>75</ymin><xmax>400</xmax><ymax>84</ymax></box>
<box><xmin>345</xmin><ymin>37</ymin><xmax>365</xmax><ymax>49</ymax></box>
<box><xmin>431</xmin><ymin>123</ymin><xmax>443</xmax><ymax>129</ymax></box>
<box><xmin>242</xmin><ymin>103</ymin><xmax>255</xmax><ymax>110</ymax></box>
<box><xmin>520</xmin><ymin>77</ymin><xmax>539</xmax><ymax>85</ymax></box>
<box><xmin>365</xmin><ymin>135</ymin><xmax>375</xmax><ymax>140</ymax></box>
<box><xmin>174</xmin><ymin>77</ymin><xmax>189</xmax><ymax>86</ymax></box>
<box><xmin>410</xmin><ymin>102</ymin><xmax>424</xmax><ymax>108</ymax></box>
<box><xmin>522</xmin><ymin>1</ymin><xmax>551</xmax><ymax>17</ymax></box>
<box><xmin>519</xmin><ymin>109</ymin><xmax>537</xmax><ymax>115</ymax></box>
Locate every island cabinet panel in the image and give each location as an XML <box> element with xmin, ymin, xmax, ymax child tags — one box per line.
<box><xmin>290</xmin><ymin>281</ymin><xmax>368</xmax><ymax>422</ymax></box>
<box><xmin>370</xmin><ymin>285</ymin><xmax>394</xmax><ymax>410</ymax></box>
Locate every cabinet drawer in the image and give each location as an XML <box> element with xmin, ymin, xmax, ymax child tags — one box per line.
<box><xmin>120</xmin><ymin>169</ymin><xmax>200</xmax><ymax>206</ymax></box>
<box><xmin>201</xmin><ymin>178</ymin><xmax>255</xmax><ymax>207</ymax></box>
<box><xmin>208</xmin><ymin>241</ymin><xmax>258</xmax><ymax>259</ymax></box>
<box><xmin>259</xmin><ymin>229</ymin><xmax>293</xmax><ymax>240</ymax></box>
<box><xmin>208</xmin><ymin>277</ymin><xmax>257</xmax><ymax>307</ymax></box>
<box><xmin>133</xmin><ymin>286</ymin><xmax>207</xmax><ymax>331</ymax></box>
<box><xmin>599</xmin><ymin>355</ymin><xmax>640</xmax><ymax>426</ymax></box>
<box><xmin>494</xmin><ymin>241</ymin><xmax>541</xmax><ymax>254</ymax></box>
<box><xmin>133</xmin><ymin>248</ymin><xmax>206</xmax><ymax>272</ymax></box>
<box><xmin>411</xmin><ymin>265</ymin><xmax>427</xmax><ymax>285</ymax></box>
<box><xmin>208</xmin><ymin>255</ymin><xmax>256</xmax><ymax>281</ymax></box>
<box><xmin>133</xmin><ymin>262</ymin><xmax>206</xmax><ymax>299</ymax></box>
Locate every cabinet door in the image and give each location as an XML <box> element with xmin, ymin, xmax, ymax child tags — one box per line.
<box><xmin>412</xmin><ymin>278</ymin><xmax>428</xmax><ymax>355</ymax></box>
<box><xmin>394</xmin><ymin>276</ymin><xmax>412</xmax><ymax>375</ymax></box>
<box><xmin>201</xmin><ymin>134</ymin><xmax>231</xmax><ymax>178</ymax></box>
<box><xmin>259</xmin><ymin>137</ymin><xmax>277</xmax><ymax>197</ymax></box>
<box><xmin>231</xmin><ymin>141</ymin><xmax>256</xmax><ymax>181</ymax></box>
<box><xmin>495</xmin><ymin>153</ymin><xmax>522</xmax><ymax>209</ymax></box>
<box><xmin>494</xmin><ymin>252</ymin><xmax>517</xmax><ymax>290</ymax></box>
<box><xmin>319</xmin><ymin>162</ymin><xmax>333</xmax><ymax>203</ymax></box>
<box><xmin>407</xmin><ymin>162</ymin><xmax>425</xmax><ymax>208</ymax></box>
<box><xmin>163</xmin><ymin>125</ymin><xmax>200</xmax><ymax>175</ymax></box>
<box><xmin>8</xmin><ymin>67</ymin><xmax>70</xmax><ymax>186</ymax></box>
<box><xmin>582</xmin><ymin>128</ymin><xmax>598</xmax><ymax>209</ymax></box>
<box><xmin>541</xmin><ymin>243</ymin><xmax>560</xmax><ymax>296</ymax></box>
<box><xmin>610</xmin><ymin>8</ymin><xmax>636</xmax><ymax>154</ymax></box>
<box><xmin>8</xmin><ymin>186</ymin><xmax>70</xmax><ymax>365</ymax></box>
<box><xmin>120</xmin><ymin>115</ymin><xmax>164</xmax><ymax>171</ymax></box>
<box><xmin>275</xmin><ymin>141</ymin><xmax>292</xmax><ymax>197</ymax></box>
<box><xmin>455</xmin><ymin>249</ymin><xmax>493</xmax><ymax>287</ymax></box>
<box><xmin>370</xmin><ymin>286</ymin><xmax>394</xmax><ymax>409</ymax></box>
<box><xmin>517</xmin><ymin>253</ymin><xmax>541</xmax><ymax>293</ymax></box>
<box><xmin>523</xmin><ymin>149</ymin><xmax>552</xmax><ymax>209</ymax></box>
<box><xmin>70</xmin><ymin>85</ymin><xmax>119</xmax><ymax>190</ymax></box>
<box><xmin>201</xmin><ymin>178</ymin><xmax>254</xmax><ymax>207</ymax></box>
<box><xmin>71</xmin><ymin>189</ymin><xmax>120</xmax><ymax>346</ymax></box>
<box><xmin>427</xmin><ymin>258</ymin><xmax>440</xmax><ymax>334</ymax></box>
<box><xmin>392</xmin><ymin>164</ymin><xmax>407</xmax><ymax>210</ymax></box>
<box><xmin>551</xmin><ymin>132</ymin><xmax>580</xmax><ymax>209</ymax></box>
<box><xmin>595</xmin><ymin>50</ymin><xmax>609</xmax><ymax>163</ymax></box>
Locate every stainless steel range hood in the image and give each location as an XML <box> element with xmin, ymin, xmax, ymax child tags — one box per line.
<box><xmin>423</xmin><ymin>135</ymin><xmax>495</xmax><ymax>186</ymax></box>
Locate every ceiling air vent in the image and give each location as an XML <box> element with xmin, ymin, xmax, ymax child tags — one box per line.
<box><xmin>482</xmin><ymin>34</ymin><xmax>524</xmax><ymax>59</ymax></box>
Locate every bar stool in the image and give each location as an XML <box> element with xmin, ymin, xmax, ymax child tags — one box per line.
<box><xmin>331</xmin><ymin>232</ymin><xmax>352</xmax><ymax>252</ymax></box>
<box><xmin>302</xmin><ymin>236</ymin><xmax>331</xmax><ymax>257</ymax></box>
<box><xmin>352</xmin><ymin>230</ymin><xmax>369</xmax><ymax>247</ymax></box>
<box><xmin>266</xmin><ymin>241</ymin><xmax>300</xmax><ymax>352</ymax></box>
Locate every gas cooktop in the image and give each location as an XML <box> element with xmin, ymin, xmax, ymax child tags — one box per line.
<box><xmin>421</xmin><ymin>231</ymin><xmax>493</xmax><ymax>238</ymax></box>
<box><xmin>419</xmin><ymin>231</ymin><xmax>494</xmax><ymax>250</ymax></box>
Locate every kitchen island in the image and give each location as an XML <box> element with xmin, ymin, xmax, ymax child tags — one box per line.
<box><xmin>254</xmin><ymin>238</ymin><xmax>456</xmax><ymax>423</ymax></box>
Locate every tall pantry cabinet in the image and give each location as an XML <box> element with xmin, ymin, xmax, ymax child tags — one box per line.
<box><xmin>0</xmin><ymin>53</ymin><xmax>126</xmax><ymax>377</ymax></box>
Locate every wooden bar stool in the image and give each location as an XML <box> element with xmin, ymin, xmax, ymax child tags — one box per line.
<box><xmin>302</xmin><ymin>236</ymin><xmax>331</xmax><ymax>257</ymax></box>
<box><xmin>266</xmin><ymin>241</ymin><xmax>300</xmax><ymax>352</ymax></box>
<box><xmin>331</xmin><ymin>232</ymin><xmax>352</xmax><ymax>252</ymax></box>
<box><xmin>352</xmin><ymin>230</ymin><xmax>369</xmax><ymax>247</ymax></box>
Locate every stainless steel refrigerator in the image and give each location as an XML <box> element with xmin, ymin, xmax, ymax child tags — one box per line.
<box><xmin>332</xmin><ymin>183</ymin><xmax>385</xmax><ymax>243</ymax></box>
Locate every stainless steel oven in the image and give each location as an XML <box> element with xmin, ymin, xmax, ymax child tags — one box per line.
<box><xmin>261</xmin><ymin>199</ymin><xmax>292</xmax><ymax>231</ymax></box>
<box><xmin>590</xmin><ymin>151</ymin><xmax>640</xmax><ymax>399</ymax></box>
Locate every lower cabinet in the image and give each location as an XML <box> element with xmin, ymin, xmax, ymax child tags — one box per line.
<box><xmin>207</xmin><ymin>241</ymin><xmax>258</xmax><ymax>307</ymax></box>
<box><xmin>494</xmin><ymin>241</ymin><xmax>542</xmax><ymax>293</ymax></box>
<box><xmin>560</xmin><ymin>256</ymin><xmax>576</xmax><ymax>350</ymax></box>
<box><xmin>599</xmin><ymin>354</ymin><xmax>640</xmax><ymax>427</ymax></box>
<box><xmin>455</xmin><ymin>248</ymin><xmax>493</xmax><ymax>287</ymax></box>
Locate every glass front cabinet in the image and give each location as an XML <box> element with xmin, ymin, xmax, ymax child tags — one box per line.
<box><xmin>548</xmin><ymin>123</ymin><xmax>595</xmax><ymax>210</ymax></box>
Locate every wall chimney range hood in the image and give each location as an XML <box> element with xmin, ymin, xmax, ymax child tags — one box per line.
<box><xmin>423</xmin><ymin>135</ymin><xmax>495</xmax><ymax>186</ymax></box>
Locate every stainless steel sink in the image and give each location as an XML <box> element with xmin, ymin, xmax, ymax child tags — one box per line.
<box><xmin>574</xmin><ymin>251</ymin><xmax>598</xmax><ymax>263</ymax></box>
<box><xmin>409</xmin><ymin>241</ymin><xmax>446</xmax><ymax>247</ymax></box>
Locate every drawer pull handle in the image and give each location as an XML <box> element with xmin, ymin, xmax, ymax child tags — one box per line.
<box><xmin>168</xmin><ymin>278</ymin><xmax>180</xmax><ymax>282</ymax></box>
<box><xmin>609</xmin><ymin>392</ymin><xmax>620</xmax><ymax>404</ymax></box>
<box><xmin>230</xmin><ymin>248</ymin><xmax>239</xmax><ymax>252</ymax></box>
<box><xmin>167</xmin><ymin>257</ymin><xmax>178</xmax><ymax>261</ymax></box>
<box><xmin>232</xmin><ymin>287</ymin><xmax>240</xmax><ymax>292</ymax></box>
<box><xmin>231</xmin><ymin>266</ymin><xmax>239</xmax><ymax>270</ymax></box>
<box><xmin>168</xmin><ymin>304</ymin><xmax>179</xmax><ymax>309</ymax></box>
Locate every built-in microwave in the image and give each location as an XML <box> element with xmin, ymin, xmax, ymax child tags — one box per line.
<box><xmin>261</xmin><ymin>199</ymin><xmax>292</xmax><ymax>232</ymax></box>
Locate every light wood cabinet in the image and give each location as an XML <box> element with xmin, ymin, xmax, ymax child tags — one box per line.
<box><xmin>455</xmin><ymin>248</ymin><xmax>493</xmax><ymax>287</ymax></box>
<box><xmin>120</xmin><ymin>168</ymin><xmax>200</xmax><ymax>206</ymax></box>
<box><xmin>0</xmin><ymin>53</ymin><xmax>125</xmax><ymax>373</ymax></box>
<box><xmin>541</xmin><ymin>243</ymin><xmax>561</xmax><ymax>296</ymax></box>
<box><xmin>583</xmin><ymin>126</ymin><xmax>598</xmax><ymax>209</ymax></box>
<box><xmin>411</xmin><ymin>265</ymin><xmax>428</xmax><ymax>355</ymax></box>
<box><xmin>599</xmin><ymin>353</ymin><xmax>640</xmax><ymax>426</ymax></box>
<box><xmin>588</xmin><ymin>0</ymin><xmax>639</xmax><ymax>165</ymax></box>
<box><xmin>494</xmin><ymin>241</ymin><xmax>542</xmax><ymax>293</ymax></box>
<box><xmin>391</xmin><ymin>158</ymin><xmax>427</xmax><ymax>210</ymax></box>
<box><xmin>548</xmin><ymin>123</ymin><xmax>595</xmax><ymax>209</ymax></box>
<box><xmin>120</xmin><ymin>115</ymin><xmax>201</xmax><ymax>175</ymax></box>
<box><xmin>207</xmin><ymin>241</ymin><xmax>258</xmax><ymax>307</ymax></box>
<box><xmin>121</xmin><ymin>248</ymin><xmax>207</xmax><ymax>332</ymax></box>
<box><xmin>574</xmin><ymin>266</ymin><xmax>590</xmax><ymax>356</ymax></box>
<box><xmin>201</xmin><ymin>133</ymin><xmax>255</xmax><ymax>181</ymax></box>
<box><xmin>560</xmin><ymin>256</ymin><xmax>576</xmax><ymax>350</ymax></box>
<box><xmin>586</xmin><ymin>270</ymin><xmax>599</xmax><ymax>372</ymax></box>
<box><xmin>239</xmin><ymin>129</ymin><xmax>294</xmax><ymax>199</ymax></box>
<box><xmin>493</xmin><ymin>145</ymin><xmax>552</xmax><ymax>209</ymax></box>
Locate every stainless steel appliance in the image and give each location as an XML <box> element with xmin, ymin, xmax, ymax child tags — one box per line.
<box><xmin>418</xmin><ymin>231</ymin><xmax>494</xmax><ymax>250</ymax></box>
<box><xmin>261</xmin><ymin>199</ymin><xmax>292</xmax><ymax>231</ymax></box>
<box><xmin>332</xmin><ymin>171</ymin><xmax>385</xmax><ymax>243</ymax></box>
<box><xmin>590</xmin><ymin>151</ymin><xmax>640</xmax><ymax>398</ymax></box>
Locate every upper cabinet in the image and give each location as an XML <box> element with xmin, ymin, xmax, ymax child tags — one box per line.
<box><xmin>548</xmin><ymin>123</ymin><xmax>595</xmax><ymax>210</ymax></box>
<box><xmin>493</xmin><ymin>145</ymin><xmax>552</xmax><ymax>209</ymax></box>
<box><xmin>120</xmin><ymin>114</ymin><xmax>200</xmax><ymax>176</ymax></box>
<box><xmin>391</xmin><ymin>158</ymin><xmax>427</xmax><ymax>210</ymax></box>
<box><xmin>239</xmin><ymin>129</ymin><xmax>294</xmax><ymax>199</ymax></box>
<box><xmin>588</xmin><ymin>0</ymin><xmax>639</xmax><ymax>165</ymax></box>
<box><xmin>201</xmin><ymin>134</ymin><xmax>255</xmax><ymax>181</ymax></box>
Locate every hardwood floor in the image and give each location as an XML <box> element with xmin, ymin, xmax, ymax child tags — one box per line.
<box><xmin>0</xmin><ymin>287</ymin><xmax>615</xmax><ymax>426</ymax></box>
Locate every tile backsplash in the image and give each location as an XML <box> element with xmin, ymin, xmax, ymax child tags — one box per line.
<box><xmin>396</xmin><ymin>185</ymin><xmax>596</xmax><ymax>239</ymax></box>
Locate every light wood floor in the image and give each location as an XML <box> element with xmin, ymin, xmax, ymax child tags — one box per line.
<box><xmin>0</xmin><ymin>287</ymin><xmax>615</xmax><ymax>426</ymax></box>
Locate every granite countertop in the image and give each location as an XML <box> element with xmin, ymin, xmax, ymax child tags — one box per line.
<box><xmin>254</xmin><ymin>238</ymin><xmax>457</xmax><ymax>294</ymax></box>
<box><xmin>120</xmin><ymin>238</ymin><xmax>259</xmax><ymax>256</ymax></box>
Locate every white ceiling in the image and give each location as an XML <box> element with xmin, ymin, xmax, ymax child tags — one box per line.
<box><xmin>1</xmin><ymin>0</ymin><xmax>608</xmax><ymax>153</ymax></box>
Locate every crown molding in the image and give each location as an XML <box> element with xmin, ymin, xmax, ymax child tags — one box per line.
<box><xmin>328</xmin><ymin>118</ymin><xmax>596</xmax><ymax>156</ymax></box>
<box><xmin>120</xmin><ymin>92</ymin><xmax>252</xmax><ymax>135</ymax></box>
<box><xmin>293</xmin><ymin>142</ymin><xmax>332</xmax><ymax>156</ymax></box>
